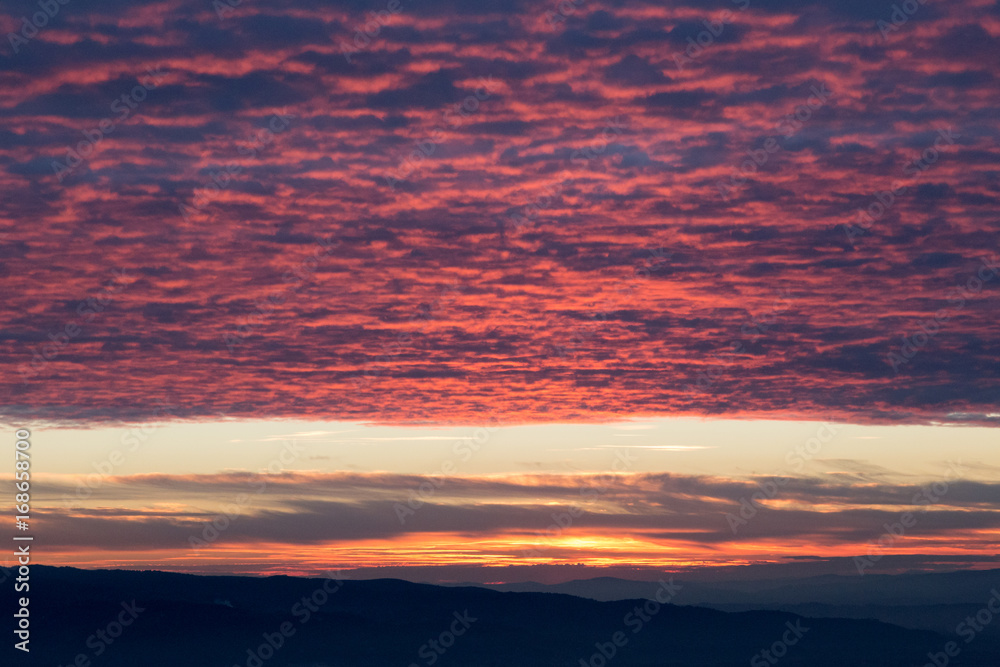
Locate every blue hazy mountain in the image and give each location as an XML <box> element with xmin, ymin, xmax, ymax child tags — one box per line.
<box><xmin>6</xmin><ymin>565</ymin><xmax>1000</xmax><ymax>666</ymax></box>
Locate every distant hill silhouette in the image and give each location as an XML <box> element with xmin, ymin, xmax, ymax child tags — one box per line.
<box><xmin>460</xmin><ymin>569</ymin><xmax>1000</xmax><ymax>642</ymax></box>
<box><xmin>5</xmin><ymin>565</ymin><xmax>999</xmax><ymax>666</ymax></box>
<box><xmin>471</xmin><ymin>569</ymin><xmax>1000</xmax><ymax>606</ymax></box>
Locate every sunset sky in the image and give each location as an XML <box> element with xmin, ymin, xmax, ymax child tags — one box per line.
<box><xmin>2</xmin><ymin>0</ymin><xmax>998</xmax><ymax>581</ymax></box>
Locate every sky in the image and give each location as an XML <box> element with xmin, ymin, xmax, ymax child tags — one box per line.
<box><xmin>1</xmin><ymin>0</ymin><xmax>998</xmax><ymax>581</ymax></box>
<box><xmin>13</xmin><ymin>417</ymin><xmax>1000</xmax><ymax>579</ymax></box>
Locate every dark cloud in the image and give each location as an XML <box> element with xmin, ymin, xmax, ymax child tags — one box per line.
<box><xmin>33</xmin><ymin>469</ymin><xmax>1000</xmax><ymax>556</ymax></box>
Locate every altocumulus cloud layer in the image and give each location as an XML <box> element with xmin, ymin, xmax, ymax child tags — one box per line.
<box><xmin>1</xmin><ymin>0</ymin><xmax>999</xmax><ymax>423</ymax></box>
